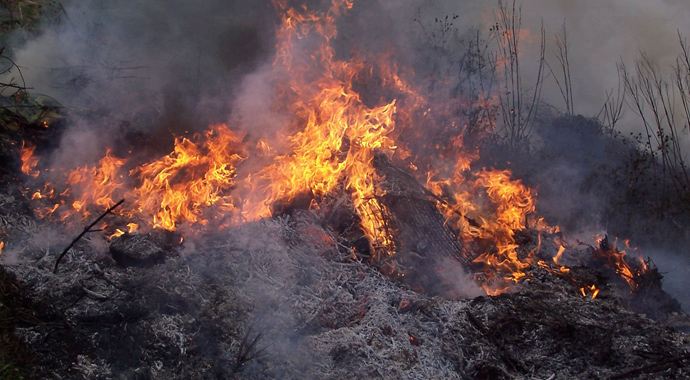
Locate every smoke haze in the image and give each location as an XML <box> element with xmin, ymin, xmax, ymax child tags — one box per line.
<box><xmin>12</xmin><ymin>0</ymin><xmax>690</xmax><ymax>124</ymax></box>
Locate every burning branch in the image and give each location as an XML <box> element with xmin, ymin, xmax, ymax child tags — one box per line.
<box><xmin>53</xmin><ymin>198</ymin><xmax>125</xmax><ymax>274</ymax></box>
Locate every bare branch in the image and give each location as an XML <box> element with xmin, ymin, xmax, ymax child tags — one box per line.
<box><xmin>53</xmin><ymin>199</ymin><xmax>126</xmax><ymax>274</ymax></box>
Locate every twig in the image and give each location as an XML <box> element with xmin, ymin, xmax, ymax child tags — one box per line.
<box><xmin>232</xmin><ymin>327</ymin><xmax>267</xmax><ymax>373</ymax></box>
<box><xmin>81</xmin><ymin>286</ymin><xmax>109</xmax><ymax>301</ymax></box>
<box><xmin>53</xmin><ymin>199</ymin><xmax>125</xmax><ymax>274</ymax></box>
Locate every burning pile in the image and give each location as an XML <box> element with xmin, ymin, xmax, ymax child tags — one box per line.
<box><xmin>15</xmin><ymin>0</ymin><xmax>653</xmax><ymax>300</ymax></box>
<box><xmin>2</xmin><ymin>2</ymin><xmax>690</xmax><ymax>378</ymax></box>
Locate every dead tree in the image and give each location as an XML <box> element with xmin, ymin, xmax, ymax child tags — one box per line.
<box><xmin>547</xmin><ymin>23</ymin><xmax>575</xmax><ymax>115</ymax></box>
<box><xmin>620</xmin><ymin>34</ymin><xmax>690</xmax><ymax>208</ymax></box>
<box><xmin>0</xmin><ymin>47</ymin><xmax>29</xmax><ymax>98</ymax></box>
<box><xmin>597</xmin><ymin>63</ymin><xmax>626</xmax><ymax>131</ymax></box>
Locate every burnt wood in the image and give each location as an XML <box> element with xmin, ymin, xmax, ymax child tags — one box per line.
<box><xmin>373</xmin><ymin>154</ymin><xmax>469</xmax><ymax>296</ymax></box>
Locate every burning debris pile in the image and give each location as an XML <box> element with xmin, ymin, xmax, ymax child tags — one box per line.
<box><xmin>1</xmin><ymin>0</ymin><xmax>690</xmax><ymax>378</ymax></box>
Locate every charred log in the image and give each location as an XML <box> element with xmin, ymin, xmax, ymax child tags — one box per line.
<box><xmin>372</xmin><ymin>154</ymin><xmax>468</xmax><ymax>296</ymax></box>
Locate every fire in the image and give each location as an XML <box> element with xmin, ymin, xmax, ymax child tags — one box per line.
<box><xmin>471</xmin><ymin>170</ymin><xmax>535</xmax><ymax>285</ymax></box>
<box><xmin>0</xmin><ymin>241</ymin><xmax>4</xmax><ymax>254</ymax></box>
<box><xmin>20</xmin><ymin>142</ymin><xmax>40</xmax><ymax>177</ymax></box>
<box><xmin>127</xmin><ymin>223</ymin><xmax>139</xmax><ymax>234</ymax></box>
<box><xmin>580</xmin><ymin>284</ymin><xmax>600</xmax><ymax>300</ymax></box>
<box><xmin>66</xmin><ymin>149</ymin><xmax>127</xmax><ymax>217</ymax></box>
<box><xmin>21</xmin><ymin>0</ymin><xmax>398</xmax><ymax>249</ymax></box>
<box><xmin>593</xmin><ymin>235</ymin><xmax>650</xmax><ymax>290</ymax></box>
<box><xmin>238</xmin><ymin>0</ymin><xmax>398</xmax><ymax>256</ymax></box>
<box><xmin>25</xmin><ymin>124</ymin><xmax>245</xmax><ymax>232</ymax></box>
<box><xmin>16</xmin><ymin>1</ymin><xmax>652</xmax><ymax>300</ymax></box>
<box><xmin>553</xmin><ymin>245</ymin><xmax>566</xmax><ymax>265</ymax></box>
<box><xmin>427</xmin><ymin>166</ymin><xmax>540</xmax><ymax>293</ymax></box>
<box><xmin>131</xmin><ymin>124</ymin><xmax>244</xmax><ymax>231</ymax></box>
<box><xmin>108</xmin><ymin>229</ymin><xmax>125</xmax><ymax>240</ymax></box>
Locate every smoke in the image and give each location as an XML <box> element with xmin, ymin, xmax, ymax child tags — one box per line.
<box><xmin>646</xmin><ymin>248</ymin><xmax>690</xmax><ymax>311</ymax></box>
<box><xmin>438</xmin><ymin>0</ymin><xmax>690</xmax><ymax>119</ymax></box>
<box><xmin>14</xmin><ymin>0</ymin><xmax>690</xmax><ymax>132</ymax></box>
<box><xmin>516</xmin><ymin>0</ymin><xmax>690</xmax><ymax>116</ymax></box>
<box><xmin>10</xmin><ymin>0</ymin><xmax>276</xmax><ymax>164</ymax></box>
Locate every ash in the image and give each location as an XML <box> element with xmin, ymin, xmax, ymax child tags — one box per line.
<box><xmin>1</xmin><ymin>192</ymin><xmax>689</xmax><ymax>379</ymax></box>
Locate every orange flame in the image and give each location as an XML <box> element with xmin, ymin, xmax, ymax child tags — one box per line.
<box><xmin>237</xmin><ymin>0</ymin><xmax>398</xmax><ymax>256</ymax></box>
<box><xmin>20</xmin><ymin>142</ymin><xmax>40</xmax><ymax>177</ymax></box>
<box><xmin>66</xmin><ymin>149</ymin><xmax>127</xmax><ymax>217</ymax></box>
<box><xmin>553</xmin><ymin>245</ymin><xmax>566</xmax><ymax>265</ymax></box>
<box><xmin>131</xmin><ymin>124</ymin><xmax>244</xmax><ymax>230</ymax></box>
<box><xmin>428</xmin><ymin>164</ymin><xmax>539</xmax><ymax>293</ymax></box>
<box><xmin>593</xmin><ymin>236</ymin><xmax>650</xmax><ymax>290</ymax></box>
<box><xmin>108</xmin><ymin>229</ymin><xmax>125</xmax><ymax>240</ymax></box>
<box><xmin>580</xmin><ymin>284</ymin><xmax>600</xmax><ymax>300</ymax></box>
<box><xmin>127</xmin><ymin>223</ymin><xmax>139</xmax><ymax>234</ymax></box>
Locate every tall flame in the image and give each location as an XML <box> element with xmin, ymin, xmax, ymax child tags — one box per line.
<box><xmin>240</xmin><ymin>0</ymin><xmax>397</xmax><ymax>255</ymax></box>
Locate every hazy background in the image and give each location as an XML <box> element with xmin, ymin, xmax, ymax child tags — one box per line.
<box><xmin>11</xmin><ymin>0</ymin><xmax>690</xmax><ymax>126</ymax></box>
